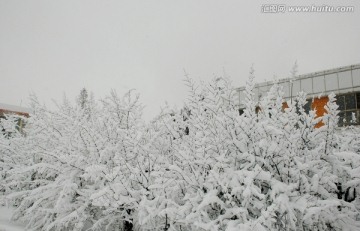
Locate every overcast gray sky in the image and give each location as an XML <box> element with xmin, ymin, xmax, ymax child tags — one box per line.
<box><xmin>1</xmin><ymin>0</ymin><xmax>360</xmax><ymax>119</ymax></box>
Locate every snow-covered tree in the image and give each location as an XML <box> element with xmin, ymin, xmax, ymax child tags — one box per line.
<box><xmin>1</xmin><ymin>73</ymin><xmax>359</xmax><ymax>231</ymax></box>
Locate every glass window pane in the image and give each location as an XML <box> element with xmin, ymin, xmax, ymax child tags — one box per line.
<box><xmin>301</xmin><ymin>78</ymin><xmax>312</xmax><ymax>94</ymax></box>
<box><xmin>336</xmin><ymin>95</ymin><xmax>345</xmax><ymax>111</ymax></box>
<box><xmin>338</xmin><ymin>111</ymin><xmax>345</xmax><ymax>127</ymax></box>
<box><xmin>292</xmin><ymin>80</ymin><xmax>300</xmax><ymax>96</ymax></box>
<box><xmin>235</xmin><ymin>91</ymin><xmax>240</xmax><ymax>105</ymax></box>
<box><xmin>304</xmin><ymin>99</ymin><xmax>311</xmax><ymax>113</ymax></box>
<box><xmin>338</xmin><ymin>70</ymin><xmax>352</xmax><ymax>89</ymax></box>
<box><xmin>325</xmin><ymin>73</ymin><xmax>338</xmax><ymax>91</ymax></box>
<box><xmin>254</xmin><ymin>88</ymin><xmax>260</xmax><ymax>101</ymax></box>
<box><xmin>313</xmin><ymin>76</ymin><xmax>325</xmax><ymax>93</ymax></box>
<box><xmin>345</xmin><ymin>94</ymin><xmax>356</xmax><ymax>110</ymax></box>
<box><xmin>258</xmin><ymin>86</ymin><xmax>270</xmax><ymax>99</ymax></box>
<box><xmin>239</xmin><ymin>90</ymin><xmax>245</xmax><ymax>104</ymax></box>
<box><xmin>280</xmin><ymin>83</ymin><xmax>290</xmax><ymax>98</ymax></box>
<box><xmin>345</xmin><ymin>110</ymin><xmax>357</xmax><ymax>125</ymax></box>
<box><xmin>239</xmin><ymin>108</ymin><xmax>244</xmax><ymax>115</ymax></box>
<box><xmin>353</xmin><ymin>69</ymin><xmax>360</xmax><ymax>87</ymax></box>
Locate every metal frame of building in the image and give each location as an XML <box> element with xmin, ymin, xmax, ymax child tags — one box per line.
<box><xmin>235</xmin><ymin>64</ymin><xmax>360</xmax><ymax>126</ymax></box>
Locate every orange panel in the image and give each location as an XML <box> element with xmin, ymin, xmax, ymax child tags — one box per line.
<box><xmin>312</xmin><ymin>96</ymin><xmax>329</xmax><ymax>128</ymax></box>
<box><xmin>282</xmin><ymin>102</ymin><xmax>289</xmax><ymax>111</ymax></box>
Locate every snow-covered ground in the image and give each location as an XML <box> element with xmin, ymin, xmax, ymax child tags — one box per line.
<box><xmin>0</xmin><ymin>207</ymin><xmax>24</xmax><ymax>231</ymax></box>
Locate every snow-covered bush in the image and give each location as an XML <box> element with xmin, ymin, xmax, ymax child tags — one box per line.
<box><xmin>1</xmin><ymin>72</ymin><xmax>360</xmax><ymax>230</ymax></box>
<box><xmin>0</xmin><ymin>90</ymin><xmax>150</xmax><ymax>230</ymax></box>
<box><xmin>0</xmin><ymin>113</ymin><xmax>29</xmax><ymax>196</ymax></box>
<box><xmin>139</xmin><ymin>70</ymin><xmax>360</xmax><ymax>230</ymax></box>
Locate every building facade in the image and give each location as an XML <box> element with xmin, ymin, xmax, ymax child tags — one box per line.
<box><xmin>0</xmin><ymin>103</ymin><xmax>30</xmax><ymax>133</ymax></box>
<box><xmin>235</xmin><ymin>64</ymin><xmax>360</xmax><ymax>126</ymax></box>
<box><xmin>0</xmin><ymin>103</ymin><xmax>30</xmax><ymax>117</ymax></box>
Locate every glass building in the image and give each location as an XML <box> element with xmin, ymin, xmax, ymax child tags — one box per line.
<box><xmin>235</xmin><ymin>64</ymin><xmax>360</xmax><ymax>126</ymax></box>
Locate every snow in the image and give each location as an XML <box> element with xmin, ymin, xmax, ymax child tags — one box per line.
<box><xmin>1</xmin><ymin>79</ymin><xmax>360</xmax><ymax>230</ymax></box>
<box><xmin>0</xmin><ymin>207</ymin><xmax>24</xmax><ymax>231</ymax></box>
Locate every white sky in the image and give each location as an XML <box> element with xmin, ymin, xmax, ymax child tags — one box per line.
<box><xmin>1</xmin><ymin>0</ymin><xmax>360</xmax><ymax>120</ymax></box>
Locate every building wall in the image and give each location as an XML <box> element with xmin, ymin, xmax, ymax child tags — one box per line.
<box><xmin>0</xmin><ymin>107</ymin><xmax>30</xmax><ymax>134</ymax></box>
<box><xmin>236</xmin><ymin>64</ymin><xmax>360</xmax><ymax>127</ymax></box>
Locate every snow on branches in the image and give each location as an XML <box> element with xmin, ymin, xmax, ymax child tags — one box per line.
<box><xmin>1</xmin><ymin>76</ymin><xmax>360</xmax><ymax>230</ymax></box>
